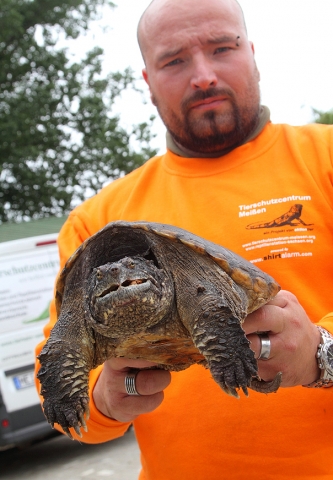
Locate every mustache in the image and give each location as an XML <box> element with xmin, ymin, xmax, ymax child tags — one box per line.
<box><xmin>181</xmin><ymin>87</ymin><xmax>235</xmax><ymax>111</ymax></box>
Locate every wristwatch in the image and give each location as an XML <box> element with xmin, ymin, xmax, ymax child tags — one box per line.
<box><xmin>305</xmin><ymin>326</ymin><xmax>333</xmax><ymax>388</ymax></box>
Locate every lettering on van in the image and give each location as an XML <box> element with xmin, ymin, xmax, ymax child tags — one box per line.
<box><xmin>0</xmin><ymin>260</ymin><xmax>58</xmax><ymax>278</ymax></box>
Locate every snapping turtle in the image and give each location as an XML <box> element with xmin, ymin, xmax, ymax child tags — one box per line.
<box><xmin>37</xmin><ymin>221</ymin><xmax>281</xmax><ymax>438</ymax></box>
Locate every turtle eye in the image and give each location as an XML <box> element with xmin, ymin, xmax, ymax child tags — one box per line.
<box><xmin>95</xmin><ymin>268</ymin><xmax>103</xmax><ymax>280</ymax></box>
<box><xmin>121</xmin><ymin>257</ymin><xmax>136</xmax><ymax>269</ymax></box>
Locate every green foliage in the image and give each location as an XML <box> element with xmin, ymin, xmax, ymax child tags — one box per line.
<box><xmin>312</xmin><ymin>108</ymin><xmax>333</xmax><ymax>125</ymax></box>
<box><xmin>0</xmin><ymin>0</ymin><xmax>157</xmax><ymax>223</ymax></box>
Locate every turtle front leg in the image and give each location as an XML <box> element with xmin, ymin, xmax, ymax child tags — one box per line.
<box><xmin>37</xmin><ymin>336</ymin><xmax>93</xmax><ymax>439</ymax></box>
<box><xmin>192</xmin><ymin>306</ymin><xmax>258</xmax><ymax>398</ymax></box>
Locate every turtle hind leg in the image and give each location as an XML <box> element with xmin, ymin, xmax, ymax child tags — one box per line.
<box><xmin>192</xmin><ymin>309</ymin><xmax>258</xmax><ymax>398</ymax></box>
<box><xmin>250</xmin><ymin>372</ymin><xmax>282</xmax><ymax>394</ymax></box>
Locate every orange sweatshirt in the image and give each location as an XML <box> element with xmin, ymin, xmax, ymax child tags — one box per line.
<box><xmin>36</xmin><ymin>122</ymin><xmax>333</xmax><ymax>479</ymax></box>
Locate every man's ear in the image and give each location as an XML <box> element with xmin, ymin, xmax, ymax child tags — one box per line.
<box><xmin>249</xmin><ymin>42</ymin><xmax>261</xmax><ymax>82</ymax></box>
<box><xmin>142</xmin><ymin>68</ymin><xmax>156</xmax><ymax>105</ymax></box>
<box><xmin>142</xmin><ymin>68</ymin><xmax>149</xmax><ymax>85</ymax></box>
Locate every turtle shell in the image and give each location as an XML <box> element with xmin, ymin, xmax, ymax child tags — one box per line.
<box><xmin>55</xmin><ymin>221</ymin><xmax>280</xmax><ymax>318</ymax></box>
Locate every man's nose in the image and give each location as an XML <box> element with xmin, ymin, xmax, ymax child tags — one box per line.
<box><xmin>190</xmin><ymin>58</ymin><xmax>218</xmax><ymax>90</ymax></box>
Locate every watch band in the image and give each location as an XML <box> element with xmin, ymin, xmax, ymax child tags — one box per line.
<box><xmin>305</xmin><ymin>326</ymin><xmax>333</xmax><ymax>388</ymax></box>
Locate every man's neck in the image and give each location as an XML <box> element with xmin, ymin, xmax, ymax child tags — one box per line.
<box><xmin>166</xmin><ymin>106</ymin><xmax>271</xmax><ymax>158</ymax></box>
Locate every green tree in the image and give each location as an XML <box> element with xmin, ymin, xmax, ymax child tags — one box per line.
<box><xmin>0</xmin><ymin>0</ymin><xmax>157</xmax><ymax>223</ymax></box>
<box><xmin>312</xmin><ymin>108</ymin><xmax>333</xmax><ymax>125</ymax></box>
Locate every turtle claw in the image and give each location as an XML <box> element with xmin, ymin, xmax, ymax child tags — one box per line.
<box><xmin>241</xmin><ymin>385</ymin><xmax>249</xmax><ymax>397</ymax></box>
<box><xmin>209</xmin><ymin>351</ymin><xmax>256</xmax><ymax>399</ymax></box>
<box><xmin>78</xmin><ymin>411</ymin><xmax>88</xmax><ymax>432</ymax></box>
<box><xmin>63</xmin><ymin>427</ymin><xmax>74</xmax><ymax>440</ymax></box>
<box><xmin>220</xmin><ymin>383</ymin><xmax>239</xmax><ymax>398</ymax></box>
<box><xmin>227</xmin><ymin>387</ymin><xmax>240</xmax><ymax>399</ymax></box>
<box><xmin>221</xmin><ymin>382</ymin><xmax>251</xmax><ymax>398</ymax></box>
<box><xmin>73</xmin><ymin>424</ymin><xmax>83</xmax><ymax>438</ymax></box>
<box><xmin>41</xmin><ymin>395</ymin><xmax>90</xmax><ymax>439</ymax></box>
<box><xmin>219</xmin><ymin>370</ymin><xmax>282</xmax><ymax>398</ymax></box>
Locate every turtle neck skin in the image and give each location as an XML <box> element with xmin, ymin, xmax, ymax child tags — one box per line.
<box><xmin>166</xmin><ymin>105</ymin><xmax>271</xmax><ymax>158</ymax></box>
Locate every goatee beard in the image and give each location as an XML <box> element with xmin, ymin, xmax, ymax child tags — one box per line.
<box><xmin>154</xmin><ymin>87</ymin><xmax>261</xmax><ymax>155</ymax></box>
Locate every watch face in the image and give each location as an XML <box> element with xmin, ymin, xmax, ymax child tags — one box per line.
<box><xmin>324</xmin><ymin>343</ymin><xmax>333</xmax><ymax>375</ymax></box>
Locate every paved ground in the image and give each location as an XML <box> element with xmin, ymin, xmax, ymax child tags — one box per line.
<box><xmin>1</xmin><ymin>427</ymin><xmax>141</xmax><ymax>480</ymax></box>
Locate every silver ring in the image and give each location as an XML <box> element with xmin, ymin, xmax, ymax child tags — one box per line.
<box><xmin>257</xmin><ymin>333</ymin><xmax>271</xmax><ymax>360</ymax></box>
<box><xmin>125</xmin><ymin>372</ymin><xmax>141</xmax><ymax>396</ymax></box>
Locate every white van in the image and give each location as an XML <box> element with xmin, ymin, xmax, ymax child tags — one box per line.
<box><xmin>0</xmin><ymin>218</ymin><xmax>65</xmax><ymax>449</ymax></box>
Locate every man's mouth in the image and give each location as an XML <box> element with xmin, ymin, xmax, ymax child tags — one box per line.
<box><xmin>190</xmin><ymin>97</ymin><xmax>227</xmax><ymax>111</ymax></box>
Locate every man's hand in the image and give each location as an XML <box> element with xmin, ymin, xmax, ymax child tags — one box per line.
<box><xmin>244</xmin><ymin>290</ymin><xmax>321</xmax><ymax>387</ymax></box>
<box><xmin>93</xmin><ymin>358</ymin><xmax>171</xmax><ymax>422</ymax></box>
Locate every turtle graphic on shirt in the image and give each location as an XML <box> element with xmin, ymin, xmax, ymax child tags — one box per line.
<box><xmin>246</xmin><ymin>204</ymin><xmax>313</xmax><ymax>230</ymax></box>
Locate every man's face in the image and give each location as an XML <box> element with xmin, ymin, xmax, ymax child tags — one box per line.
<box><xmin>140</xmin><ymin>0</ymin><xmax>261</xmax><ymax>154</ymax></box>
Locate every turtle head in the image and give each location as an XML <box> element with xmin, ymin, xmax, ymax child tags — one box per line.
<box><xmin>88</xmin><ymin>256</ymin><xmax>174</xmax><ymax>337</ymax></box>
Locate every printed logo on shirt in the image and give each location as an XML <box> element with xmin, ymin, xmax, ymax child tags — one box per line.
<box><xmin>238</xmin><ymin>196</ymin><xmax>316</xmax><ymax>264</ymax></box>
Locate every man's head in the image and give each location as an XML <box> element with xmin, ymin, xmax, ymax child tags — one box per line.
<box><xmin>138</xmin><ymin>0</ymin><xmax>261</xmax><ymax>155</ymax></box>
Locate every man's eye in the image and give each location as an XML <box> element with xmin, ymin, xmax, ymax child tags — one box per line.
<box><xmin>215</xmin><ymin>47</ymin><xmax>231</xmax><ymax>54</ymax></box>
<box><xmin>165</xmin><ymin>58</ymin><xmax>183</xmax><ymax>67</ymax></box>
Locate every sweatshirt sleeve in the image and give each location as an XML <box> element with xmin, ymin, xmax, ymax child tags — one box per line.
<box><xmin>319</xmin><ymin>313</ymin><xmax>333</xmax><ymax>335</ymax></box>
<box><xmin>34</xmin><ymin>213</ymin><xmax>132</xmax><ymax>443</ymax></box>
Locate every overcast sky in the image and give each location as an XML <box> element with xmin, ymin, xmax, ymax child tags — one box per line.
<box><xmin>68</xmin><ymin>0</ymin><xmax>333</xmax><ymax>153</ymax></box>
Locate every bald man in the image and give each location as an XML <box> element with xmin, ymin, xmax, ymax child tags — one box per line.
<box><xmin>36</xmin><ymin>1</ymin><xmax>333</xmax><ymax>478</ymax></box>
<box><xmin>137</xmin><ymin>0</ymin><xmax>260</xmax><ymax>155</ymax></box>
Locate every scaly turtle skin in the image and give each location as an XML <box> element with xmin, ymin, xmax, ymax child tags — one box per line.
<box><xmin>37</xmin><ymin>221</ymin><xmax>282</xmax><ymax>438</ymax></box>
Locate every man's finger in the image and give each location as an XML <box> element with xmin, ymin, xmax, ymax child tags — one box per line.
<box><xmin>243</xmin><ymin>305</ymin><xmax>284</xmax><ymax>335</ymax></box>
<box><xmin>107</xmin><ymin>357</ymin><xmax>159</xmax><ymax>371</ymax></box>
<box><xmin>124</xmin><ymin>369</ymin><xmax>171</xmax><ymax>396</ymax></box>
<box><xmin>265</xmin><ymin>290</ymin><xmax>289</xmax><ymax>308</ymax></box>
<box><xmin>248</xmin><ymin>332</ymin><xmax>274</xmax><ymax>360</ymax></box>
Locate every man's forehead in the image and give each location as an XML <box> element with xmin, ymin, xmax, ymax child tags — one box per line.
<box><xmin>138</xmin><ymin>0</ymin><xmax>246</xmax><ymax>61</ymax></box>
